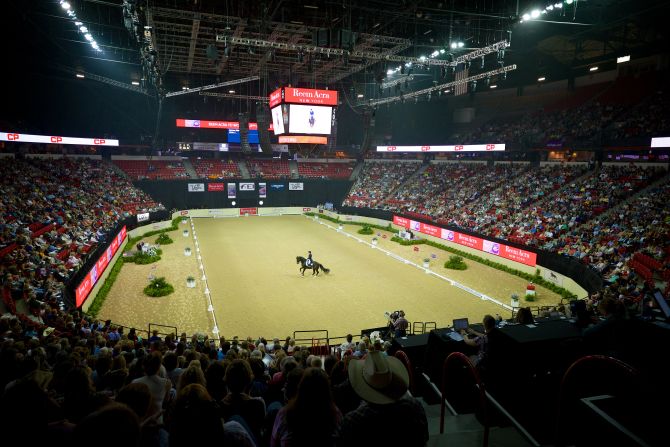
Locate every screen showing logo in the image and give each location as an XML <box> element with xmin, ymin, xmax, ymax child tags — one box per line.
<box><xmin>288</xmin><ymin>105</ymin><xmax>332</xmax><ymax>135</ymax></box>
<box><xmin>193</xmin><ymin>120</ymin><xmax>200</xmax><ymax>127</ymax></box>
<box><xmin>239</xmin><ymin>182</ymin><xmax>255</xmax><ymax>191</ymax></box>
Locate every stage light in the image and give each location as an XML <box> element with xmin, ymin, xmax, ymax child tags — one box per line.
<box><xmin>566</xmin><ymin>0</ymin><xmax>574</xmax><ymax>4</ymax></box>
<box><xmin>61</xmin><ymin>1</ymin><xmax>71</xmax><ymax>10</ymax></box>
<box><xmin>357</xmin><ymin>93</ymin><xmax>364</xmax><ymax>98</ymax></box>
<box><xmin>440</xmin><ymin>49</ymin><xmax>445</xmax><ymax>54</ymax></box>
<box><xmin>431</xmin><ymin>50</ymin><xmax>440</xmax><ymax>58</ymax></box>
<box><xmin>538</xmin><ymin>76</ymin><xmax>546</xmax><ymax>82</ymax></box>
<box><xmin>555</xmin><ymin>3</ymin><xmax>563</xmax><ymax>8</ymax></box>
<box><xmin>228</xmin><ymin>89</ymin><xmax>235</xmax><ymax>93</ymax></box>
<box><xmin>547</xmin><ymin>5</ymin><xmax>554</xmax><ymax>11</ymax></box>
<box><xmin>91</xmin><ymin>41</ymin><xmax>99</xmax><ymax>50</ymax></box>
<box><xmin>231</xmin><ymin>201</ymin><xmax>236</xmax><ymax>206</ymax></box>
<box><xmin>80</xmin><ymin>26</ymin><xmax>88</xmax><ymax>33</ymax></box>
<box><xmin>74</xmin><ymin>21</ymin><xmax>82</xmax><ymax>26</ymax></box>
<box><xmin>387</xmin><ymin>69</ymin><xmax>394</xmax><ymax>75</ymax></box>
<box><xmin>458</xmin><ymin>42</ymin><xmax>464</xmax><ymax>48</ymax></box>
<box><xmin>490</xmin><ymin>84</ymin><xmax>497</xmax><ymax>89</ymax></box>
<box><xmin>419</xmin><ymin>55</ymin><xmax>426</xmax><ymax>61</ymax></box>
<box><xmin>182</xmin><ymin>86</ymin><xmax>188</xmax><ymax>90</ymax></box>
<box><xmin>451</xmin><ymin>42</ymin><xmax>457</xmax><ymax>49</ymax></box>
<box><xmin>531</xmin><ymin>10</ymin><xmax>540</xmax><ymax>18</ymax></box>
<box><xmin>84</xmin><ymin>33</ymin><xmax>93</xmax><ymax>41</ymax></box>
<box><xmin>589</xmin><ymin>66</ymin><xmax>598</xmax><ymax>72</ymax></box>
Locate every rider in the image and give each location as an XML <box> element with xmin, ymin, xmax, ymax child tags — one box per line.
<box><xmin>306</xmin><ymin>250</ymin><xmax>313</xmax><ymax>267</ymax></box>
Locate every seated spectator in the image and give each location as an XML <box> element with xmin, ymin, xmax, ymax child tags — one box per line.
<box><xmin>221</xmin><ymin>359</ymin><xmax>267</xmax><ymax>442</ymax></box>
<box><xmin>336</xmin><ymin>350</ymin><xmax>428</xmax><ymax>446</ymax></box>
<box><xmin>271</xmin><ymin>367</ymin><xmax>342</xmax><ymax>447</ymax></box>
<box><xmin>515</xmin><ymin>307</ymin><xmax>535</xmax><ymax>325</ymax></box>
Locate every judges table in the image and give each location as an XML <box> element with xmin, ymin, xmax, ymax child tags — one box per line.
<box><xmin>423</xmin><ymin>319</ymin><xmax>583</xmax><ymax>385</ymax></box>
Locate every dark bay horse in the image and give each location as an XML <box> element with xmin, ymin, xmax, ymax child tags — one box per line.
<box><xmin>296</xmin><ymin>256</ymin><xmax>330</xmax><ymax>276</ymax></box>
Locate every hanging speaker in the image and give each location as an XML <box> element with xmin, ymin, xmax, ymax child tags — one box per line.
<box><xmin>238</xmin><ymin>113</ymin><xmax>251</xmax><ymax>152</ymax></box>
<box><xmin>255</xmin><ymin>102</ymin><xmax>272</xmax><ymax>153</ymax></box>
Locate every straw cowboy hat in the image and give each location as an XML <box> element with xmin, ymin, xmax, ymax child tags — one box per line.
<box><xmin>348</xmin><ymin>350</ymin><xmax>409</xmax><ymax>405</ymax></box>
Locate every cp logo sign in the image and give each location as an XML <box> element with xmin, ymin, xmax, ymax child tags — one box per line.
<box><xmin>94</xmin><ymin>139</ymin><xmax>106</xmax><ymax>145</ymax></box>
<box><xmin>455</xmin><ymin>145</ymin><xmax>464</xmax><ymax>151</ymax></box>
<box><xmin>6</xmin><ymin>133</ymin><xmax>19</xmax><ymax>140</ymax></box>
<box><xmin>387</xmin><ymin>146</ymin><xmax>396</xmax><ymax>151</ymax></box>
<box><xmin>50</xmin><ymin>136</ymin><xmax>63</xmax><ymax>143</ymax></box>
<box><xmin>486</xmin><ymin>144</ymin><xmax>495</xmax><ymax>151</ymax></box>
<box><xmin>421</xmin><ymin>145</ymin><xmax>431</xmax><ymax>152</ymax></box>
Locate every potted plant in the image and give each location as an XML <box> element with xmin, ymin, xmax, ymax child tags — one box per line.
<box><xmin>511</xmin><ymin>293</ymin><xmax>520</xmax><ymax>307</ymax></box>
<box><xmin>371</xmin><ymin>237</ymin><xmax>378</xmax><ymax>246</ymax></box>
<box><xmin>184</xmin><ymin>247</ymin><xmax>192</xmax><ymax>256</ymax></box>
<box><xmin>183</xmin><ymin>229</ymin><xmax>189</xmax><ymax>237</ymax></box>
<box><xmin>181</xmin><ymin>218</ymin><xmax>188</xmax><ymax>224</ymax></box>
<box><xmin>186</xmin><ymin>276</ymin><xmax>196</xmax><ymax>288</ymax></box>
<box><xmin>423</xmin><ymin>258</ymin><xmax>430</xmax><ymax>268</ymax></box>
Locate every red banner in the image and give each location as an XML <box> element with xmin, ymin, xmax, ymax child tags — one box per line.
<box><xmin>269</xmin><ymin>88</ymin><xmax>283</xmax><ymax>108</ymax></box>
<box><xmin>76</xmin><ymin>226</ymin><xmax>127</xmax><ymax>307</ymax></box>
<box><xmin>393</xmin><ymin>215</ymin><xmax>537</xmax><ymax>266</ymax></box>
<box><xmin>207</xmin><ymin>183</ymin><xmax>225</xmax><ymax>192</ymax></box>
<box><xmin>239</xmin><ymin>207</ymin><xmax>258</xmax><ymax>215</ymax></box>
<box><xmin>175</xmin><ymin>119</ymin><xmax>272</xmax><ymax>131</ymax></box>
<box><xmin>283</xmin><ymin>88</ymin><xmax>338</xmax><ymax>106</ymax></box>
<box><xmin>393</xmin><ymin>216</ymin><xmax>410</xmax><ymax>228</ymax></box>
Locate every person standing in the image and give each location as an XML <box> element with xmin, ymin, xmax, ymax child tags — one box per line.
<box><xmin>393</xmin><ymin>311</ymin><xmax>409</xmax><ymax>338</ymax></box>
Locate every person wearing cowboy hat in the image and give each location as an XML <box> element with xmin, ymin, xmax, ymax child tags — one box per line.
<box><xmin>335</xmin><ymin>351</ymin><xmax>428</xmax><ymax>446</ymax></box>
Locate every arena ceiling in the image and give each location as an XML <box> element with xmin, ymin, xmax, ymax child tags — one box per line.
<box><xmin>4</xmin><ymin>0</ymin><xmax>670</xmax><ymax>98</ymax></box>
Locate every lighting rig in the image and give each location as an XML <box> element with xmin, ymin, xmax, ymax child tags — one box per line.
<box><xmin>164</xmin><ymin>76</ymin><xmax>260</xmax><ymax>98</ymax></box>
<box><xmin>368</xmin><ymin>64</ymin><xmax>517</xmax><ymax>106</ymax></box>
<box><xmin>123</xmin><ymin>0</ymin><xmax>163</xmax><ymax>94</ymax></box>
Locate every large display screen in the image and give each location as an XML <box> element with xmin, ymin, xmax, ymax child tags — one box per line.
<box><xmin>76</xmin><ymin>226</ymin><xmax>127</xmax><ymax>307</ymax></box>
<box><xmin>393</xmin><ymin>216</ymin><xmax>537</xmax><ymax>266</ymax></box>
<box><xmin>288</xmin><ymin>105</ymin><xmax>332</xmax><ymax>135</ymax></box>
<box><xmin>228</xmin><ymin>130</ymin><xmax>259</xmax><ymax>144</ymax></box>
<box><xmin>651</xmin><ymin>137</ymin><xmax>670</xmax><ymax>148</ymax></box>
<box><xmin>271</xmin><ymin>105</ymin><xmax>286</xmax><ymax>135</ymax></box>
<box><xmin>175</xmin><ymin>119</ymin><xmax>271</xmax><ymax>131</ymax></box>
<box><xmin>1</xmin><ymin>131</ymin><xmax>119</xmax><ymax>146</ymax></box>
<box><xmin>377</xmin><ymin>144</ymin><xmax>505</xmax><ymax>152</ymax></box>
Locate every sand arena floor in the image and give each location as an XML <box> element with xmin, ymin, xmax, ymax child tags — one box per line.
<box><xmin>98</xmin><ymin>215</ymin><xmax>561</xmax><ymax>340</ymax></box>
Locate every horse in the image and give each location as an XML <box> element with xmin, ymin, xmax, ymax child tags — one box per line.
<box><xmin>296</xmin><ymin>256</ymin><xmax>330</xmax><ymax>276</ymax></box>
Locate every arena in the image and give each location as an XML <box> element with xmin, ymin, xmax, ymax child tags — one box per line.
<box><xmin>1</xmin><ymin>1</ymin><xmax>669</xmax><ymax>446</ymax></box>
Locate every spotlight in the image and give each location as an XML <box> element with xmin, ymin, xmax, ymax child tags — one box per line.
<box><xmin>522</xmin><ymin>13</ymin><xmax>530</xmax><ymax>20</ymax></box>
<box><xmin>555</xmin><ymin>3</ymin><xmax>563</xmax><ymax>8</ymax></box>
<box><xmin>531</xmin><ymin>10</ymin><xmax>540</xmax><ymax>19</ymax></box>
<box><xmin>490</xmin><ymin>84</ymin><xmax>497</xmax><ymax>89</ymax></box>
<box><xmin>450</xmin><ymin>42</ymin><xmax>457</xmax><ymax>49</ymax></box>
<box><xmin>80</xmin><ymin>26</ymin><xmax>88</xmax><ymax>33</ymax></box>
<box><xmin>566</xmin><ymin>0</ymin><xmax>574</xmax><ymax>4</ymax></box>
<box><xmin>231</xmin><ymin>201</ymin><xmax>236</xmax><ymax>206</ymax></box>
<box><xmin>84</xmin><ymin>33</ymin><xmax>93</xmax><ymax>41</ymax></box>
<box><xmin>589</xmin><ymin>66</ymin><xmax>598</xmax><ymax>72</ymax></box>
<box><xmin>259</xmin><ymin>200</ymin><xmax>264</xmax><ymax>205</ymax></box>
<box><xmin>61</xmin><ymin>1</ymin><xmax>71</xmax><ymax>10</ymax></box>
<box><xmin>458</xmin><ymin>42</ymin><xmax>464</xmax><ymax>48</ymax></box>
<box><xmin>537</xmin><ymin>76</ymin><xmax>546</xmax><ymax>82</ymax></box>
<box><xmin>76</xmin><ymin>73</ymin><xmax>85</xmax><ymax>78</ymax></box>
<box><xmin>131</xmin><ymin>81</ymin><xmax>140</xmax><ymax>86</ymax></box>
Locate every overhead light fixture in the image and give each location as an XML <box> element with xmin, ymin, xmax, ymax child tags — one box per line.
<box><xmin>538</xmin><ymin>76</ymin><xmax>546</xmax><ymax>82</ymax></box>
<box><xmin>131</xmin><ymin>81</ymin><xmax>140</xmax><ymax>86</ymax></box>
<box><xmin>60</xmin><ymin>1</ymin><xmax>71</xmax><ymax>10</ymax></box>
<box><xmin>589</xmin><ymin>66</ymin><xmax>598</xmax><ymax>72</ymax></box>
<box><xmin>74</xmin><ymin>21</ymin><xmax>82</xmax><ymax>26</ymax></box>
<box><xmin>451</xmin><ymin>42</ymin><xmax>457</xmax><ymax>49</ymax></box>
<box><xmin>617</xmin><ymin>55</ymin><xmax>630</xmax><ymax>64</ymax></box>
<box><xmin>357</xmin><ymin>93</ymin><xmax>364</xmax><ymax>98</ymax></box>
<box><xmin>555</xmin><ymin>3</ymin><xmax>563</xmax><ymax>8</ymax></box>
<box><xmin>79</xmin><ymin>26</ymin><xmax>88</xmax><ymax>33</ymax></box>
<box><xmin>84</xmin><ymin>33</ymin><xmax>93</xmax><ymax>41</ymax></box>
<box><xmin>228</xmin><ymin>90</ymin><xmax>235</xmax><ymax>93</ymax></box>
<box><xmin>531</xmin><ymin>10</ymin><xmax>540</xmax><ymax>19</ymax></box>
<box><xmin>490</xmin><ymin>84</ymin><xmax>497</xmax><ymax>89</ymax></box>
<box><xmin>547</xmin><ymin>5</ymin><xmax>554</xmax><ymax>10</ymax></box>
<box><xmin>522</xmin><ymin>13</ymin><xmax>531</xmax><ymax>20</ymax></box>
<box><xmin>439</xmin><ymin>49</ymin><xmax>445</xmax><ymax>54</ymax></box>
<box><xmin>458</xmin><ymin>42</ymin><xmax>464</xmax><ymax>48</ymax></box>
<box><xmin>566</xmin><ymin>0</ymin><xmax>574</xmax><ymax>4</ymax></box>
<box><xmin>304</xmin><ymin>5</ymin><xmax>318</xmax><ymax>9</ymax></box>
<box><xmin>76</xmin><ymin>73</ymin><xmax>85</xmax><ymax>78</ymax></box>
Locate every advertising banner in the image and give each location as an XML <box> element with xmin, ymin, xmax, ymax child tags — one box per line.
<box><xmin>227</xmin><ymin>183</ymin><xmax>236</xmax><ymax>199</ymax></box>
<box><xmin>270</xmin><ymin>183</ymin><xmax>285</xmax><ymax>191</ymax></box>
<box><xmin>1</xmin><ymin>131</ymin><xmax>119</xmax><ymax>146</ymax></box>
<box><xmin>259</xmin><ymin>183</ymin><xmax>267</xmax><ymax>198</ymax></box>
<box><xmin>283</xmin><ymin>87</ymin><xmax>338</xmax><ymax>106</ymax></box>
<box><xmin>175</xmin><ymin>119</ymin><xmax>271</xmax><ymax>131</ymax></box>
<box><xmin>188</xmin><ymin>183</ymin><xmax>205</xmax><ymax>192</ymax></box>
<box><xmin>393</xmin><ymin>215</ymin><xmax>537</xmax><ymax>266</ymax></box>
<box><xmin>239</xmin><ymin>207</ymin><xmax>258</xmax><ymax>215</ymax></box>
<box><xmin>239</xmin><ymin>182</ymin><xmax>255</xmax><ymax>191</ymax></box>
<box><xmin>377</xmin><ymin>144</ymin><xmax>505</xmax><ymax>152</ymax></box>
<box><xmin>289</xmin><ymin>182</ymin><xmax>304</xmax><ymax>191</ymax></box>
<box><xmin>208</xmin><ymin>183</ymin><xmax>225</xmax><ymax>192</ymax></box>
<box><xmin>137</xmin><ymin>212</ymin><xmax>150</xmax><ymax>223</ymax></box>
<box><xmin>76</xmin><ymin>226</ymin><xmax>127</xmax><ymax>307</ymax></box>
<box><xmin>278</xmin><ymin>135</ymin><xmax>328</xmax><ymax>144</ymax></box>
<box><xmin>269</xmin><ymin>88</ymin><xmax>283</xmax><ymax>108</ymax></box>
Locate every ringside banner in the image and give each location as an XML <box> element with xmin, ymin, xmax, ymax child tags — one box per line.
<box><xmin>393</xmin><ymin>215</ymin><xmax>536</xmax><ymax>266</ymax></box>
<box><xmin>76</xmin><ymin>226</ymin><xmax>127</xmax><ymax>307</ymax></box>
<box><xmin>239</xmin><ymin>182</ymin><xmax>255</xmax><ymax>191</ymax></box>
<box><xmin>227</xmin><ymin>183</ymin><xmax>236</xmax><ymax>199</ymax></box>
<box><xmin>377</xmin><ymin>144</ymin><xmax>505</xmax><ymax>152</ymax></box>
<box><xmin>137</xmin><ymin>213</ymin><xmax>150</xmax><ymax>223</ymax></box>
<box><xmin>207</xmin><ymin>183</ymin><xmax>225</xmax><ymax>192</ymax></box>
<box><xmin>259</xmin><ymin>183</ymin><xmax>267</xmax><ymax>198</ymax></box>
<box><xmin>289</xmin><ymin>182</ymin><xmax>304</xmax><ymax>191</ymax></box>
<box><xmin>188</xmin><ymin>183</ymin><xmax>205</xmax><ymax>192</ymax></box>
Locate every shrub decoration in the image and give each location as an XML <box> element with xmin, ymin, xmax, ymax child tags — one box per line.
<box><xmin>358</xmin><ymin>225</ymin><xmax>374</xmax><ymax>235</ymax></box>
<box><xmin>444</xmin><ymin>255</ymin><xmax>467</xmax><ymax>270</ymax></box>
<box><xmin>126</xmin><ymin>249</ymin><xmax>162</xmax><ymax>265</ymax></box>
<box><xmin>144</xmin><ymin>277</ymin><xmax>174</xmax><ymax>297</ymax></box>
<box><xmin>156</xmin><ymin>233</ymin><xmax>173</xmax><ymax>245</ymax></box>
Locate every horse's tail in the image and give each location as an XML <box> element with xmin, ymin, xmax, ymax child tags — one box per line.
<box><xmin>321</xmin><ymin>265</ymin><xmax>330</xmax><ymax>274</ymax></box>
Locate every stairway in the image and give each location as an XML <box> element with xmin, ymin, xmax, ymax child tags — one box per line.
<box><xmin>181</xmin><ymin>158</ymin><xmax>199</xmax><ymax>179</ymax></box>
<box><xmin>237</xmin><ymin>160</ymin><xmax>250</xmax><ymax>179</ymax></box>
<box><xmin>289</xmin><ymin>159</ymin><xmax>299</xmax><ymax>179</ymax></box>
<box><xmin>349</xmin><ymin>160</ymin><xmax>365</xmax><ymax>181</ymax></box>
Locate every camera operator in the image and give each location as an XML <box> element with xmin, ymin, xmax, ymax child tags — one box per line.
<box><xmin>391</xmin><ymin>310</ymin><xmax>408</xmax><ymax>338</ymax></box>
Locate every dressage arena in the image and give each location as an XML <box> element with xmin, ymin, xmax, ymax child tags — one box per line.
<box><xmin>98</xmin><ymin>215</ymin><xmax>562</xmax><ymax>339</ymax></box>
